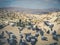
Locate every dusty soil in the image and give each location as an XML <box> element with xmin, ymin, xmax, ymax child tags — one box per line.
<box><xmin>0</xmin><ymin>12</ymin><xmax>60</xmax><ymax>45</ymax></box>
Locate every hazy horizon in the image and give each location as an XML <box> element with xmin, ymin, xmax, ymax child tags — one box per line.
<box><xmin>0</xmin><ymin>0</ymin><xmax>60</xmax><ymax>9</ymax></box>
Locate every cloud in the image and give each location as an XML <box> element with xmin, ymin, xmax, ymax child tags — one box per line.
<box><xmin>45</xmin><ymin>0</ymin><xmax>60</xmax><ymax>3</ymax></box>
<box><xmin>0</xmin><ymin>0</ymin><xmax>60</xmax><ymax>9</ymax></box>
<box><xmin>44</xmin><ymin>0</ymin><xmax>50</xmax><ymax>2</ymax></box>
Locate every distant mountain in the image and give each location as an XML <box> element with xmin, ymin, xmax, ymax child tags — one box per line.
<box><xmin>0</xmin><ymin>7</ymin><xmax>60</xmax><ymax>14</ymax></box>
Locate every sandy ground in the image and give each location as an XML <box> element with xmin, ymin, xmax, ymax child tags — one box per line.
<box><xmin>0</xmin><ymin>12</ymin><xmax>60</xmax><ymax>45</ymax></box>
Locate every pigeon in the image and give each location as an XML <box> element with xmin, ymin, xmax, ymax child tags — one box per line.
<box><xmin>49</xmin><ymin>42</ymin><xmax>58</xmax><ymax>45</ymax></box>
<box><xmin>41</xmin><ymin>36</ymin><xmax>48</xmax><ymax>41</ymax></box>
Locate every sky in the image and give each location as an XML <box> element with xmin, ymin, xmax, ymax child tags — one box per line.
<box><xmin>0</xmin><ymin>0</ymin><xmax>60</xmax><ymax>9</ymax></box>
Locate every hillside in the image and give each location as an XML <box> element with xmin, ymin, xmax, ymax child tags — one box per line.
<box><xmin>0</xmin><ymin>11</ymin><xmax>60</xmax><ymax>45</ymax></box>
<box><xmin>0</xmin><ymin>7</ymin><xmax>60</xmax><ymax>14</ymax></box>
